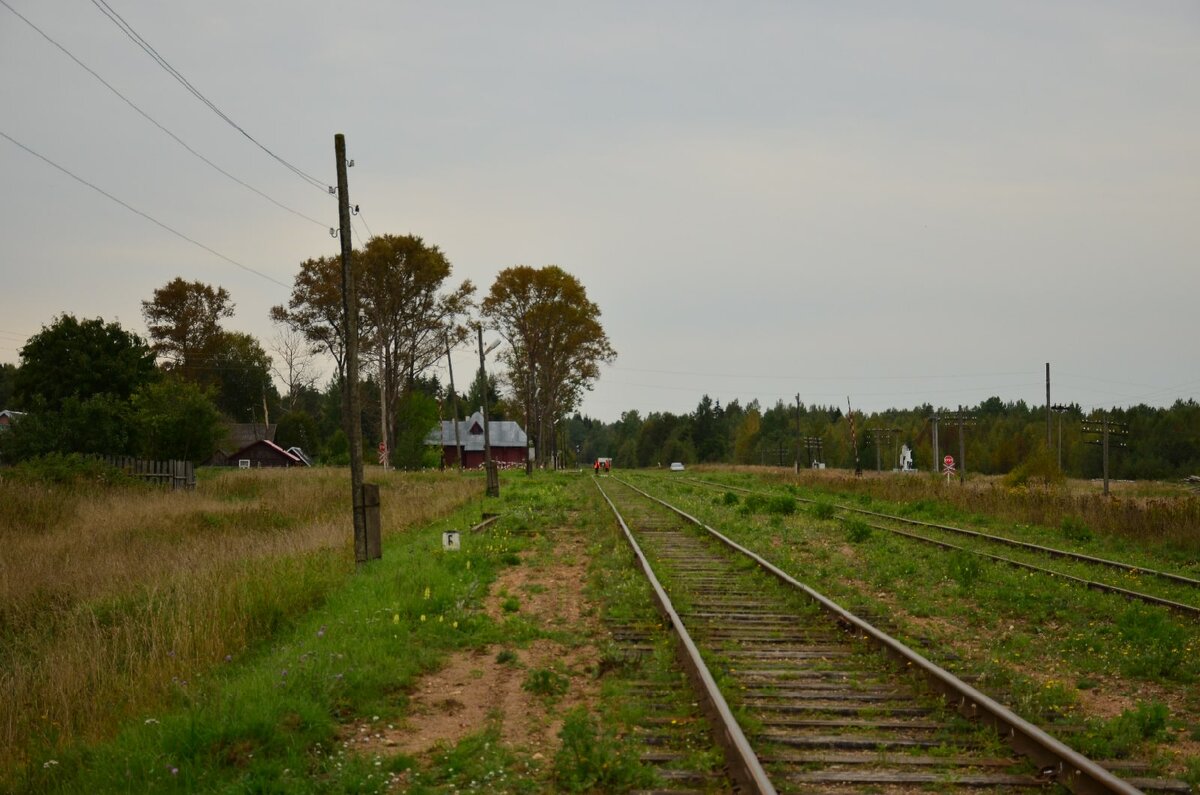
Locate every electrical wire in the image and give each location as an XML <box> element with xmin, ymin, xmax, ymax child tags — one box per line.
<box><xmin>1</xmin><ymin>129</ymin><xmax>288</xmax><ymax>288</ymax></box>
<box><xmin>1</xmin><ymin>0</ymin><xmax>329</xmax><ymax>230</ymax></box>
<box><xmin>604</xmin><ymin>363</ymin><xmax>1038</xmax><ymax>382</ymax></box>
<box><xmin>89</xmin><ymin>0</ymin><xmax>330</xmax><ymax>194</ymax></box>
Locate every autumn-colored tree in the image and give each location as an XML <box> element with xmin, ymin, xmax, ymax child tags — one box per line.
<box><xmin>141</xmin><ymin>278</ymin><xmax>234</xmax><ymax>381</ymax></box>
<box><xmin>276</xmin><ymin>237</ymin><xmax>473</xmax><ymax>452</ymax></box>
<box><xmin>481</xmin><ymin>265</ymin><xmax>615</xmax><ymax>466</ymax></box>
<box><xmin>358</xmin><ymin>235</ymin><xmax>473</xmax><ymax>453</ymax></box>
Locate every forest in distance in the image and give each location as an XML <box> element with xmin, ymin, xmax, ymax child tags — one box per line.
<box><xmin>561</xmin><ymin>394</ymin><xmax>1200</xmax><ymax>483</ymax></box>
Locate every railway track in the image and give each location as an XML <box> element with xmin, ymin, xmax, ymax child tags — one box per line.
<box><xmin>673</xmin><ymin>477</ymin><xmax>1200</xmax><ymax>619</ymax></box>
<box><xmin>595</xmin><ymin>475</ymin><xmax>1188</xmax><ymax>794</ymax></box>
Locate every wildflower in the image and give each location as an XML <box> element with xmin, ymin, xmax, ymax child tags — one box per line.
<box><xmin>43</xmin><ymin>760</ymin><xmax>58</xmax><ymax>769</ymax></box>
<box><xmin>420</xmin><ymin>614</ymin><xmax>427</xmax><ymax>622</ymax></box>
<box><xmin>392</xmin><ymin>614</ymin><xmax>399</xmax><ymax>624</ymax></box>
<box><xmin>423</xmin><ymin>586</ymin><xmax>431</xmax><ymax>600</ymax></box>
<box><xmin>452</xmin><ymin>621</ymin><xmax>458</xmax><ymax>629</ymax></box>
<box><xmin>317</xmin><ymin>626</ymin><xmax>326</xmax><ymax>638</ymax></box>
<box><xmin>144</xmin><ymin>718</ymin><xmax>159</xmax><ymax>725</ymax></box>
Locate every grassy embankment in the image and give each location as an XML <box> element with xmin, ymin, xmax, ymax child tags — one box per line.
<box><xmin>0</xmin><ymin>465</ymin><xmax>479</xmax><ymax>789</ymax></box>
<box><xmin>3</xmin><ymin>467</ymin><xmax>707</xmax><ymax>793</ymax></box>
<box><xmin>634</xmin><ymin>469</ymin><xmax>1200</xmax><ymax>787</ymax></box>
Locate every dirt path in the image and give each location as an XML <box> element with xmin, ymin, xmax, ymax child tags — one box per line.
<box><xmin>342</xmin><ymin>528</ymin><xmax>600</xmax><ymax>765</ymax></box>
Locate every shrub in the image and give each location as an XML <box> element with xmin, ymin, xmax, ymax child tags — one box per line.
<box><xmin>1077</xmin><ymin>702</ymin><xmax>1169</xmax><ymax>758</ymax></box>
<box><xmin>810</xmin><ymin>501</ymin><xmax>836</xmax><ymax>520</ymax></box>
<box><xmin>553</xmin><ymin>707</ymin><xmax>655</xmax><ymax>792</ymax></box>
<box><xmin>1</xmin><ymin>453</ymin><xmax>135</xmax><ymax>487</ymax></box>
<box><xmin>1060</xmin><ymin>516</ymin><xmax>1093</xmax><ymax>543</ymax></box>
<box><xmin>721</xmin><ymin>492</ymin><xmax>740</xmax><ymax>506</ymax></box>
<box><xmin>766</xmin><ymin>495</ymin><xmax>797</xmax><ymax>515</ymax></box>
<box><xmin>845</xmin><ymin>519</ymin><xmax>872</xmax><ymax>543</ymax></box>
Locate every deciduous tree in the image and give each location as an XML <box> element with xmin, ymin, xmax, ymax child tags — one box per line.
<box><xmin>141</xmin><ymin>278</ymin><xmax>234</xmax><ymax>380</ymax></box>
<box><xmin>15</xmin><ymin>315</ymin><xmax>158</xmax><ymax>410</ymax></box>
<box><xmin>481</xmin><ymin>266</ymin><xmax>615</xmax><ymax>466</ymax></box>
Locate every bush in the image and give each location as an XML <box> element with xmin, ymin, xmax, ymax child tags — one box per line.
<box><xmin>810</xmin><ymin>501</ymin><xmax>836</xmax><ymax>520</ymax></box>
<box><xmin>1077</xmin><ymin>702</ymin><xmax>1169</xmax><ymax>759</ymax></box>
<box><xmin>721</xmin><ymin>492</ymin><xmax>740</xmax><ymax>506</ymax></box>
<box><xmin>845</xmin><ymin>519</ymin><xmax>872</xmax><ymax>543</ymax></box>
<box><xmin>766</xmin><ymin>495</ymin><xmax>797</xmax><ymax>515</ymax></box>
<box><xmin>554</xmin><ymin>708</ymin><xmax>655</xmax><ymax>792</ymax></box>
<box><xmin>1060</xmin><ymin>516</ymin><xmax>1093</xmax><ymax>543</ymax></box>
<box><xmin>0</xmin><ymin>453</ymin><xmax>135</xmax><ymax>487</ymax></box>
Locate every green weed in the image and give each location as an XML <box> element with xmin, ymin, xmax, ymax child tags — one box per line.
<box><xmin>523</xmin><ymin>667</ymin><xmax>570</xmax><ymax>699</ymax></box>
<box><xmin>845</xmin><ymin>519</ymin><xmax>872</xmax><ymax>543</ymax></box>
<box><xmin>552</xmin><ymin>707</ymin><xmax>655</xmax><ymax>792</ymax></box>
<box><xmin>1076</xmin><ymin>702</ymin><xmax>1169</xmax><ymax>759</ymax></box>
<box><xmin>1061</xmin><ymin>516</ymin><xmax>1093</xmax><ymax>543</ymax></box>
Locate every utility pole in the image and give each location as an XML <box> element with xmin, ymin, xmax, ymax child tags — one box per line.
<box><xmin>847</xmin><ymin>397</ymin><xmax>862</xmax><ymax>476</ymax></box>
<box><xmin>1045</xmin><ymin>363</ymin><xmax>1051</xmax><ymax>447</ymax></box>
<box><xmin>1082</xmin><ymin>411</ymin><xmax>1129</xmax><ymax>496</ymax></box>
<box><xmin>445</xmin><ymin>335</ymin><xmax>462</xmax><ymax>469</ymax></box>
<box><xmin>866</xmin><ymin>427</ymin><xmax>901</xmax><ymax>472</ymax></box>
<box><xmin>1050</xmin><ymin>403</ymin><xmax>1069</xmax><ymax>471</ymax></box>
<box><xmin>930</xmin><ymin>413</ymin><xmax>940</xmax><ymax>474</ymax></box>
<box><xmin>335</xmin><ymin>134</ymin><xmax>368</xmax><ymax>565</ymax></box>
<box><xmin>795</xmin><ymin>394</ymin><xmax>802</xmax><ymax>473</ymax></box>
<box><xmin>942</xmin><ymin>406</ymin><xmax>977</xmax><ymax>485</ymax></box>
<box><xmin>525</xmin><ymin>364</ymin><xmax>534</xmax><ymax>476</ymax></box>
<box><xmin>477</xmin><ymin>326</ymin><xmax>500</xmax><ymax>497</ymax></box>
<box><xmin>801</xmin><ymin>436</ymin><xmax>823</xmax><ymax>467</ymax></box>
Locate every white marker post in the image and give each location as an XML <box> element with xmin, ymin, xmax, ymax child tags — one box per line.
<box><xmin>442</xmin><ymin>531</ymin><xmax>461</xmax><ymax>551</ymax></box>
<box><xmin>943</xmin><ymin>455</ymin><xmax>955</xmax><ymax>483</ymax></box>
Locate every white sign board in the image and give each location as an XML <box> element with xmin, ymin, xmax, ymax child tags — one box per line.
<box><xmin>238</xmin><ymin>459</ymin><xmax>251</xmax><ymax>469</ymax></box>
<box><xmin>442</xmin><ymin>531</ymin><xmax>461</xmax><ymax>551</ymax></box>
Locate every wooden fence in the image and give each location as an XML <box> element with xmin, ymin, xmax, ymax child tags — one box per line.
<box><xmin>100</xmin><ymin>456</ymin><xmax>195</xmax><ymax>491</ymax></box>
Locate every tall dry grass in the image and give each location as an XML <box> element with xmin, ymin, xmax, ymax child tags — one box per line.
<box><xmin>721</xmin><ymin>465</ymin><xmax>1200</xmax><ymax>553</ymax></box>
<box><xmin>0</xmin><ymin>468</ymin><xmax>477</xmax><ymax>769</ymax></box>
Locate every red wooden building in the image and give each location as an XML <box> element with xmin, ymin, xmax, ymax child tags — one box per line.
<box><xmin>426</xmin><ymin>411</ymin><xmax>529</xmax><ymax>469</ymax></box>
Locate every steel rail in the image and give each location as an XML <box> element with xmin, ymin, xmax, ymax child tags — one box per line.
<box><xmin>618</xmin><ymin>475</ymin><xmax>1144</xmax><ymax>795</ymax></box>
<box><xmin>682</xmin><ymin>476</ymin><xmax>1200</xmax><ymax>604</ymax></box>
<box><xmin>592</xmin><ymin>478</ymin><xmax>778</xmax><ymax>795</ymax></box>
<box><xmin>864</xmin><ymin>522</ymin><xmax>1200</xmax><ymax>618</ymax></box>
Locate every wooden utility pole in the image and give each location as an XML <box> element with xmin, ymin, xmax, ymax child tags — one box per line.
<box><xmin>1083</xmin><ymin>412</ymin><xmax>1128</xmax><ymax>496</ymax></box>
<box><xmin>930</xmin><ymin>413</ymin><xmax>940</xmax><ymax>474</ymax></box>
<box><xmin>445</xmin><ymin>335</ymin><xmax>462</xmax><ymax>469</ymax></box>
<box><xmin>1045</xmin><ymin>363</ymin><xmax>1051</xmax><ymax>447</ymax></box>
<box><xmin>477</xmin><ymin>326</ymin><xmax>499</xmax><ymax>497</ymax></box>
<box><xmin>795</xmin><ymin>394</ymin><xmax>802</xmax><ymax>473</ymax></box>
<box><xmin>335</xmin><ymin>133</ymin><xmax>367</xmax><ymax>565</ymax></box>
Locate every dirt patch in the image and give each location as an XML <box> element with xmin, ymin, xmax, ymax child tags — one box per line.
<box><xmin>342</xmin><ymin>529</ymin><xmax>600</xmax><ymax>760</ymax></box>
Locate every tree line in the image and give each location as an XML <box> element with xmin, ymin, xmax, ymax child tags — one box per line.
<box><xmin>563</xmin><ymin>395</ymin><xmax>1200</xmax><ymax>482</ymax></box>
<box><xmin>0</xmin><ymin>233</ymin><xmax>614</xmax><ymax>468</ymax></box>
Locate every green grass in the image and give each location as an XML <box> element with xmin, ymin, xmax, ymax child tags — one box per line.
<box><xmin>8</xmin><ymin>473</ymin><xmax>554</xmax><ymax>793</ymax></box>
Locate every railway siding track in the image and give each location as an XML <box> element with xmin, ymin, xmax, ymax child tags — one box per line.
<box><xmin>677</xmin><ymin>477</ymin><xmax>1200</xmax><ymax>619</ymax></box>
<box><xmin>596</xmin><ymin>476</ymin><xmax>1188</xmax><ymax>794</ymax></box>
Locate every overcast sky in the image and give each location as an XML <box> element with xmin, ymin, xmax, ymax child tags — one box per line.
<box><xmin>2</xmin><ymin>1</ymin><xmax>1197</xmax><ymax>422</ymax></box>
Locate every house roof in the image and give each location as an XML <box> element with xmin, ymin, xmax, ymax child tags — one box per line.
<box><xmin>219</xmin><ymin>422</ymin><xmax>276</xmax><ymax>453</ymax></box>
<box><xmin>425</xmin><ymin>410</ymin><xmax>528</xmax><ymax>451</ymax></box>
<box><xmin>230</xmin><ymin>438</ymin><xmax>304</xmax><ymax>464</ymax></box>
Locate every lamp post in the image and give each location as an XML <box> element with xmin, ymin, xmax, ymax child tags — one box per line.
<box><xmin>477</xmin><ymin>326</ymin><xmax>502</xmax><ymax>497</ymax></box>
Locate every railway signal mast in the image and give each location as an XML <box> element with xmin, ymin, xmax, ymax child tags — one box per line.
<box><xmin>942</xmin><ymin>406</ymin><xmax>977</xmax><ymax>485</ymax></box>
<box><xmin>865</xmin><ymin>427</ymin><xmax>901</xmax><ymax>472</ymax></box>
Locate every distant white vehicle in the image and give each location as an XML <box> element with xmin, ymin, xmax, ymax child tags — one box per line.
<box><xmin>669</xmin><ymin>462</ymin><xmax>685</xmax><ymax>472</ymax></box>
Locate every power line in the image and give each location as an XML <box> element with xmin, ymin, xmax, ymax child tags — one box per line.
<box><xmin>604</xmin><ymin>363</ymin><xmax>1037</xmax><ymax>382</ymax></box>
<box><xmin>1</xmin><ymin>0</ymin><xmax>329</xmax><ymax>231</ymax></box>
<box><xmin>1</xmin><ymin>129</ymin><xmax>288</xmax><ymax>288</ymax></box>
<box><xmin>89</xmin><ymin>0</ymin><xmax>330</xmax><ymax>194</ymax></box>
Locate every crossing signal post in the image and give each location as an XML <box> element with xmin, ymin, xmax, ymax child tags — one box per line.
<box><xmin>942</xmin><ymin>407</ymin><xmax>977</xmax><ymax>485</ymax></box>
<box><xmin>1082</xmin><ymin>412</ymin><xmax>1129</xmax><ymax>496</ymax></box>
